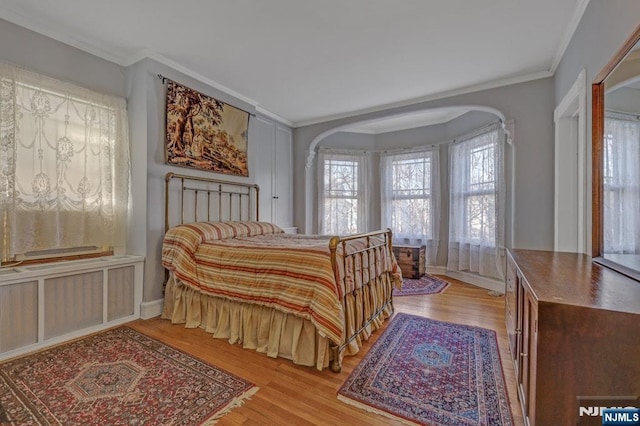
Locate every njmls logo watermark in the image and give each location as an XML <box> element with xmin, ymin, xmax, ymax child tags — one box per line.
<box><xmin>601</xmin><ymin>408</ymin><xmax>640</xmax><ymax>425</ymax></box>
<box><xmin>578</xmin><ymin>396</ymin><xmax>640</xmax><ymax>426</ymax></box>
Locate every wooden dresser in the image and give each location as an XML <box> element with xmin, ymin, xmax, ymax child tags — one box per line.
<box><xmin>506</xmin><ymin>249</ymin><xmax>640</xmax><ymax>426</ymax></box>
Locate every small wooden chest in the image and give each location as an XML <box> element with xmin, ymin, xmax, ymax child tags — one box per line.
<box><xmin>392</xmin><ymin>244</ymin><xmax>426</xmax><ymax>279</ymax></box>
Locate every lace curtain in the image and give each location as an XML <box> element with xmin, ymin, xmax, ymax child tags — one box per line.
<box><xmin>0</xmin><ymin>63</ymin><xmax>130</xmax><ymax>259</ymax></box>
<box><xmin>380</xmin><ymin>148</ymin><xmax>440</xmax><ymax>265</ymax></box>
<box><xmin>603</xmin><ymin>114</ymin><xmax>640</xmax><ymax>254</ymax></box>
<box><xmin>317</xmin><ymin>149</ymin><xmax>371</xmax><ymax>235</ymax></box>
<box><xmin>447</xmin><ymin>124</ymin><xmax>505</xmax><ymax>280</ymax></box>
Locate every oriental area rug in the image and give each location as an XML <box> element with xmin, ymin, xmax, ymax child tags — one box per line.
<box><xmin>0</xmin><ymin>327</ymin><xmax>257</xmax><ymax>425</ymax></box>
<box><xmin>338</xmin><ymin>313</ymin><xmax>513</xmax><ymax>425</ymax></box>
<box><xmin>393</xmin><ymin>274</ymin><xmax>449</xmax><ymax>296</ymax></box>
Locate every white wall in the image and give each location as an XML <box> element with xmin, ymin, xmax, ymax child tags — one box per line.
<box><xmin>0</xmin><ymin>18</ymin><xmax>125</xmax><ymax>97</ymax></box>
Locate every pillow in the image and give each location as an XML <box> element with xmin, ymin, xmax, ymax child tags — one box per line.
<box><xmin>162</xmin><ymin>221</ymin><xmax>283</xmax><ymax>274</ymax></box>
<box><xmin>194</xmin><ymin>221</ymin><xmax>284</xmax><ymax>241</ymax></box>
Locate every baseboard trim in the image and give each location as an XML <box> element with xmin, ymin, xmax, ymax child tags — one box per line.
<box><xmin>140</xmin><ymin>299</ymin><xmax>164</xmax><ymax>319</ymax></box>
<box><xmin>444</xmin><ymin>270</ymin><xmax>505</xmax><ymax>293</ymax></box>
<box><xmin>425</xmin><ymin>266</ymin><xmax>504</xmax><ymax>293</ymax></box>
<box><xmin>426</xmin><ymin>266</ymin><xmax>447</xmax><ymax>275</ymax></box>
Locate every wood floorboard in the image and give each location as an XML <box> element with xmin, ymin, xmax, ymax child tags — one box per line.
<box><xmin>127</xmin><ymin>276</ymin><xmax>525</xmax><ymax>425</ymax></box>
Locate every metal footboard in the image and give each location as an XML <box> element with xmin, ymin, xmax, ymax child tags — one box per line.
<box><xmin>328</xmin><ymin>229</ymin><xmax>395</xmax><ymax>373</ymax></box>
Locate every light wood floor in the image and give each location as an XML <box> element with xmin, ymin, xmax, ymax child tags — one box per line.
<box><xmin>128</xmin><ymin>277</ymin><xmax>525</xmax><ymax>425</ymax></box>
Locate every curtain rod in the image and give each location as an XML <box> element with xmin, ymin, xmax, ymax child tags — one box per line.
<box><xmin>157</xmin><ymin>74</ymin><xmax>256</xmax><ymax>117</ymax></box>
<box><xmin>381</xmin><ymin>143</ymin><xmax>446</xmax><ymax>154</ymax></box>
<box><xmin>606</xmin><ymin>109</ymin><xmax>640</xmax><ymax>120</ymax></box>
<box><xmin>319</xmin><ymin>143</ymin><xmax>444</xmax><ymax>155</ymax></box>
<box><xmin>451</xmin><ymin>120</ymin><xmax>503</xmax><ymax>145</ymax></box>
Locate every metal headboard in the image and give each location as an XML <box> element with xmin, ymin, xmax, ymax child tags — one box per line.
<box><xmin>164</xmin><ymin>172</ymin><xmax>260</xmax><ymax>231</ymax></box>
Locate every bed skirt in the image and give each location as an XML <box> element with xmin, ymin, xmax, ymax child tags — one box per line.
<box><xmin>161</xmin><ymin>274</ymin><xmax>395</xmax><ymax>370</ymax></box>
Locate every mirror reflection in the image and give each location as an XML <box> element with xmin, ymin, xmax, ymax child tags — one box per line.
<box><xmin>601</xmin><ymin>40</ymin><xmax>640</xmax><ymax>279</ymax></box>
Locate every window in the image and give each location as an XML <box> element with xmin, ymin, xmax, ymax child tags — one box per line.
<box><xmin>448</xmin><ymin>125</ymin><xmax>504</xmax><ymax>279</ymax></box>
<box><xmin>603</xmin><ymin>114</ymin><xmax>640</xmax><ymax>254</ymax></box>
<box><xmin>0</xmin><ymin>63</ymin><xmax>130</xmax><ymax>264</ymax></box>
<box><xmin>465</xmin><ymin>141</ymin><xmax>496</xmax><ymax>243</ymax></box>
<box><xmin>317</xmin><ymin>150</ymin><xmax>369</xmax><ymax>235</ymax></box>
<box><xmin>380</xmin><ymin>148</ymin><xmax>440</xmax><ymax>264</ymax></box>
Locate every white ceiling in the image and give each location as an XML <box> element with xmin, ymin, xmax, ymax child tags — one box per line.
<box><xmin>0</xmin><ymin>0</ymin><xmax>589</xmax><ymax>127</ymax></box>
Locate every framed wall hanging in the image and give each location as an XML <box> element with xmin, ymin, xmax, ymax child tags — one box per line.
<box><xmin>164</xmin><ymin>79</ymin><xmax>250</xmax><ymax>177</ymax></box>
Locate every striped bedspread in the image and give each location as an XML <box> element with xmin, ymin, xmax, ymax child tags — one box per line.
<box><xmin>161</xmin><ymin>221</ymin><xmax>400</xmax><ymax>345</ymax></box>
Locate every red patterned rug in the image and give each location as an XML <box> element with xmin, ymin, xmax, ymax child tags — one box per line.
<box><xmin>394</xmin><ymin>274</ymin><xmax>449</xmax><ymax>296</ymax></box>
<box><xmin>338</xmin><ymin>313</ymin><xmax>513</xmax><ymax>425</ymax></box>
<box><xmin>0</xmin><ymin>327</ymin><xmax>257</xmax><ymax>425</ymax></box>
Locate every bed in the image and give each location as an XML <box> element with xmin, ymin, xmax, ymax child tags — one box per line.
<box><xmin>160</xmin><ymin>172</ymin><xmax>402</xmax><ymax>371</ymax></box>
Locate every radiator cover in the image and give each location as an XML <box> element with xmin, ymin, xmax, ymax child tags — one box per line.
<box><xmin>0</xmin><ymin>255</ymin><xmax>143</xmax><ymax>359</ymax></box>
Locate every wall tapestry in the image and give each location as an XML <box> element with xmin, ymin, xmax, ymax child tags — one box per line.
<box><xmin>165</xmin><ymin>80</ymin><xmax>250</xmax><ymax>176</ymax></box>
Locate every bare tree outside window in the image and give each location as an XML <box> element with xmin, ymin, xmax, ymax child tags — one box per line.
<box><xmin>323</xmin><ymin>159</ymin><xmax>359</xmax><ymax>235</ymax></box>
<box><xmin>448</xmin><ymin>125</ymin><xmax>504</xmax><ymax>280</ymax></box>
<box><xmin>465</xmin><ymin>142</ymin><xmax>496</xmax><ymax>244</ymax></box>
<box><xmin>390</xmin><ymin>156</ymin><xmax>431</xmax><ymax>239</ymax></box>
<box><xmin>317</xmin><ymin>150</ymin><xmax>370</xmax><ymax>235</ymax></box>
<box><xmin>380</xmin><ymin>148</ymin><xmax>440</xmax><ymax>265</ymax></box>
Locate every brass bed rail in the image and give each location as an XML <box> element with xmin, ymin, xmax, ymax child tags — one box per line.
<box><xmin>165</xmin><ymin>172</ymin><xmax>260</xmax><ymax>231</ymax></box>
<box><xmin>163</xmin><ymin>172</ymin><xmax>396</xmax><ymax>372</ymax></box>
<box><xmin>328</xmin><ymin>228</ymin><xmax>395</xmax><ymax>372</ymax></box>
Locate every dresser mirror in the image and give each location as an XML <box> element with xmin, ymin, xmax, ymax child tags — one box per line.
<box><xmin>592</xmin><ymin>24</ymin><xmax>640</xmax><ymax>281</ymax></box>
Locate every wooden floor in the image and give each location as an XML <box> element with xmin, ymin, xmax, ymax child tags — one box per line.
<box><xmin>128</xmin><ymin>276</ymin><xmax>525</xmax><ymax>425</ymax></box>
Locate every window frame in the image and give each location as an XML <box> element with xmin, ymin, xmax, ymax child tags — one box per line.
<box><xmin>383</xmin><ymin>151</ymin><xmax>436</xmax><ymax>242</ymax></box>
<box><xmin>462</xmin><ymin>139</ymin><xmax>498</xmax><ymax>245</ymax></box>
<box><xmin>601</xmin><ymin>115</ymin><xmax>640</xmax><ymax>254</ymax></box>
<box><xmin>318</xmin><ymin>151</ymin><xmax>368</xmax><ymax>235</ymax></box>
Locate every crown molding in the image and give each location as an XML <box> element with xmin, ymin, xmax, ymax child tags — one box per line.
<box><xmin>549</xmin><ymin>0</ymin><xmax>591</xmax><ymax>74</ymax></box>
<box><xmin>0</xmin><ymin>5</ymin><xmax>124</xmax><ymax>65</ymax></box>
<box><xmin>293</xmin><ymin>70</ymin><xmax>553</xmax><ymax>128</ymax></box>
<box><xmin>125</xmin><ymin>51</ymin><xmax>296</xmax><ymax>127</ymax></box>
<box><xmin>0</xmin><ymin>7</ymin><xmax>294</xmax><ymax>127</ymax></box>
<box><xmin>255</xmin><ymin>106</ymin><xmax>294</xmax><ymax>127</ymax></box>
<box><xmin>127</xmin><ymin>50</ymin><xmax>256</xmax><ymax>105</ymax></box>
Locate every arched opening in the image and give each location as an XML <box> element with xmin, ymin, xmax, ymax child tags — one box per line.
<box><xmin>304</xmin><ymin>105</ymin><xmax>508</xmax><ymax>234</ymax></box>
<box><xmin>303</xmin><ymin>104</ymin><xmax>512</xmax><ymax>290</ymax></box>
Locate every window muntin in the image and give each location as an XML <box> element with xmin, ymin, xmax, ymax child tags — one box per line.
<box><xmin>389</xmin><ymin>155</ymin><xmax>432</xmax><ymax>239</ymax></box>
<box><xmin>464</xmin><ymin>141</ymin><xmax>496</xmax><ymax>244</ymax></box>
<box><xmin>322</xmin><ymin>158</ymin><xmax>359</xmax><ymax>235</ymax></box>
<box><xmin>602</xmin><ymin>115</ymin><xmax>640</xmax><ymax>254</ymax></box>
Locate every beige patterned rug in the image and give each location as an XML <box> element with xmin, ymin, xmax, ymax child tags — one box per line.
<box><xmin>0</xmin><ymin>327</ymin><xmax>257</xmax><ymax>425</ymax></box>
